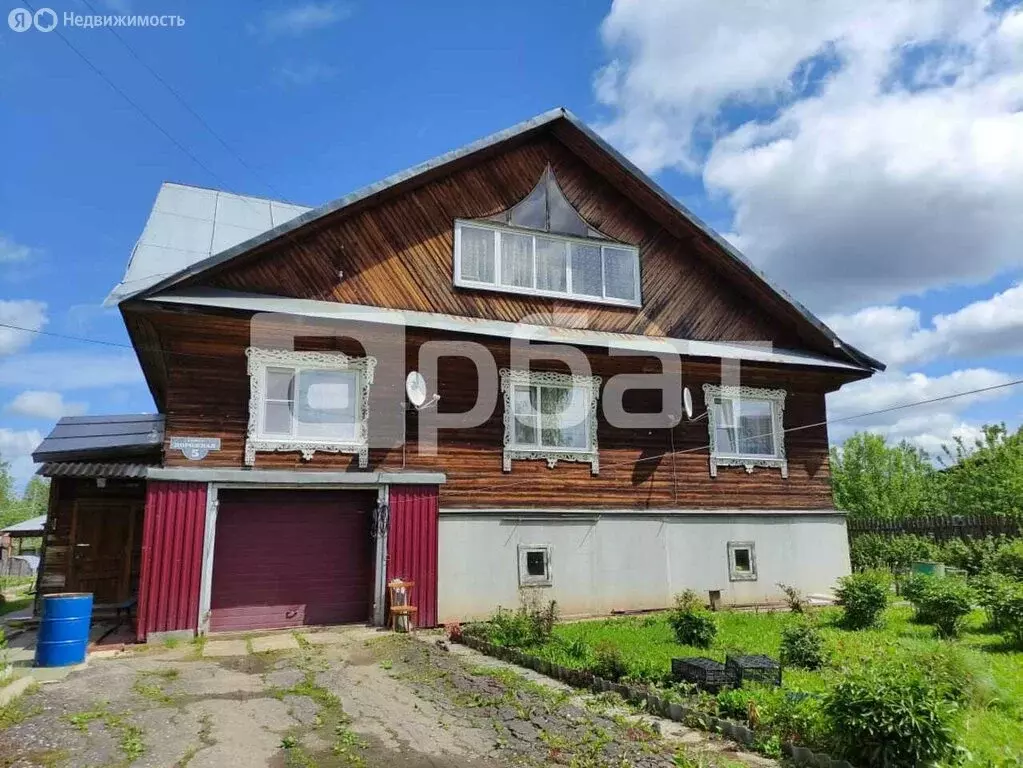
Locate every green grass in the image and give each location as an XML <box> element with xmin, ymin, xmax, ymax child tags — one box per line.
<box><xmin>0</xmin><ymin>596</ymin><xmax>31</xmax><ymax>617</ymax></box>
<box><xmin>524</xmin><ymin>607</ymin><xmax>1023</xmax><ymax>766</ymax></box>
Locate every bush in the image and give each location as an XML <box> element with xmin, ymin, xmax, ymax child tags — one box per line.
<box><xmin>777</xmin><ymin>582</ymin><xmax>806</xmax><ymax>614</ymax></box>
<box><xmin>589</xmin><ymin>640</ymin><xmax>628</xmax><ymax>681</ymax></box>
<box><xmin>824</xmin><ymin>663</ymin><xmax>963</xmax><ymax>767</ymax></box>
<box><xmin>486</xmin><ymin>594</ymin><xmax>559</xmax><ymax>648</ymax></box>
<box><xmin>780</xmin><ymin>621</ymin><xmax>827</xmax><ymax>670</ymax></box>
<box><xmin>849</xmin><ymin>533</ymin><xmax>938</xmax><ymax>572</ymax></box>
<box><xmin>995</xmin><ymin>582</ymin><xmax>1023</xmax><ymax>649</ymax></box>
<box><xmin>900</xmin><ymin>572</ymin><xmax>936</xmax><ymax>621</ymax></box>
<box><xmin>667</xmin><ymin>590</ymin><xmax>717</xmax><ymax>648</ymax></box>
<box><xmin>990</xmin><ymin>539</ymin><xmax>1023</xmax><ymax>579</ymax></box>
<box><xmin>973</xmin><ymin>572</ymin><xmax>1015</xmax><ymax>630</ymax></box>
<box><xmin>915</xmin><ymin>578</ymin><xmax>976</xmax><ymax>638</ymax></box>
<box><xmin>835</xmin><ymin>570</ymin><xmax>891</xmax><ymax>629</ymax></box>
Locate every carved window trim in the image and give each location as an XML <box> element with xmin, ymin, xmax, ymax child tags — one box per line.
<box><xmin>500</xmin><ymin>368</ymin><xmax>601</xmax><ymax>474</ymax></box>
<box><xmin>245</xmin><ymin>347</ymin><xmax>377</xmax><ymax>468</ymax></box>
<box><xmin>703</xmin><ymin>384</ymin><xmax>788</xmax><ymax>478</ymax></box>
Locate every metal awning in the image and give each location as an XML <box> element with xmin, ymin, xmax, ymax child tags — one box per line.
<box><xmin>32</xmin><ymin>414</ymin><xmax>164</xmax><ymax>463</ymax></box>
<box><xmin>38</xmin><ymin>462</ymin><xmax>151</xmax><ymax>479</ymax></box>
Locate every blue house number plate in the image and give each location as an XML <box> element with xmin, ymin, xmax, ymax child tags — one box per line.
<box><xmin>169</xmin><ymin>437</ymin><xmax>222</xmax><ymax>461</ymax></box>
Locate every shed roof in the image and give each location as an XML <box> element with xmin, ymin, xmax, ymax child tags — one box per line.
<box><xmin>32</xmin><ymin>414</ymin><xmax>164</xmax><ymax>463</ymax></box>
<box><xmin>1</xmin><ymin>515</ymin><xmax>47</xmax><ymax>535</ymax></box>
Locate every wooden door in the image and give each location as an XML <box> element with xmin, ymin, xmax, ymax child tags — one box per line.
<box><xmin>69</xmin><ymin>500</ymin><xmax>141</xmax><ymax>604</ymax></box>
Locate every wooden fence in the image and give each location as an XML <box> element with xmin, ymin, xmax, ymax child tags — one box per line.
<box><xmin>847</xmin><ymin>515</ymin><xmax>1021</xmax><ymax>542</ymax></box>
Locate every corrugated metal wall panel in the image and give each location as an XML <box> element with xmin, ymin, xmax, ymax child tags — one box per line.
<box><xmin>137</xmin><ymin>481</ymin><xmax>206</xmax><ymax>641</ymax></box>
<box><xmin>387</xmin><ymin>485</ymin><xmax>438</xmax><ymax>628</ymax></box>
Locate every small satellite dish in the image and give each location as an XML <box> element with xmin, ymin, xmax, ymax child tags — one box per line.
<box><xmin>682</xmin><ymin>387</ymin><xmax>694</xmax><ymax>420</ymax></box>
<box><xmin>405</xmin><ymin>371</ymin><xmax>428</xmax><ymax>408</ymax></box>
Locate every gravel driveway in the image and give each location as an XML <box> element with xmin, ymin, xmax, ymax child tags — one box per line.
<box><xmin>0</xmin><ymin>628</ymin><xmax>770</xmax><ymax>767</ymax></box>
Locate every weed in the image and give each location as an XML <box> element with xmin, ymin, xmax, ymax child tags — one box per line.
<box><xmin>379</xmin><ymin>659</ymin><xmax>393</xmax><ymax>670</ymax></box>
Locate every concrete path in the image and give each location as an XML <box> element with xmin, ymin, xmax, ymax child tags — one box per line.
<box><xmin>0</xmin><ymin>628</ymin><xmax>770</xmax><ymax>767</ymax></box>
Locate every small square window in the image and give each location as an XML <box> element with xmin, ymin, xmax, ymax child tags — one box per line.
<box><xmin>518</xmin><ymin>546</ymin><xmax>552</xmax><ymax>587</ymax></box>
<box><xmin>728</xmin><ymin>542</ymin><xmax>757</xmax><ymax>582</ymax></box>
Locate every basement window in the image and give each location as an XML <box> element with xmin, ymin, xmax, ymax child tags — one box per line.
<box><xmin>245</xmin><ymin>347</ymin><xmax>376</xmax><ymax>467</ymax></box>
<box><xmin>519</xmin><ymin>545</ymin><xmax>552</xmax><ymax>587</ymax></box>
<box><xmin>728</xmin><ymin>542</ymin><xmax>757</xmax><ymax>582</ymax></box>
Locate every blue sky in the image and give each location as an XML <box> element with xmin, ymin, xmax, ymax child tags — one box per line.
<box><xmin>1</xmin><ymin>0</ymin><xmax>1022</xmax><ymax>487</ymax></box>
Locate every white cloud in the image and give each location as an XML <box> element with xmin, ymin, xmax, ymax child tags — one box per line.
<box><xmin>6</xmin><ymin>390</ymin><xmax>87</xmax><ymax>419</ymax></box>
<box><xmin>0</xmin><ymin>351</ymin><xmax>142</xmax><ymax>390</ymax></box>
<box><xmin>0</xmin><ymin>300</ymin><xmax>47</xmax><ymax>355</ymax></box>
<box><xmin>0</xmin><ymin>428</ymin><xmax>43</xmax><ymax>490</ymax></box>
<box><xmin>825</xmin><ymin>283</ymin><xmax>1023</xmax><ymax>367</ymax></box>
<box><xmin>250</xmin><ymin>2</ymin><xmax>352</xmax><ymax>38</ymax></box>
<box><xmin>0</xmin><ymin>233</ymin><xmax>34</xmax><ymax>264</ymax></box>
<box><xmin>275</xmin><ymin>61</ymin><xmax>338</xmax><ymax>86</ymax></box>
<box><xmin>596</xmin><ymin>1</ymin><xmax>1023</xmax><ymax>309</ymax></box>
<box><xmin>828</xmin><ymin>367</ymin><xmax>1013</xmax><ymax>425</ymax></box>
<box><xmin>826</xmin><ymin>367</ymin><xmax>1014</xmax><ymax>455</ymax></box>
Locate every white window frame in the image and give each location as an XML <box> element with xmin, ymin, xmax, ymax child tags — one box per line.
<box><xmin>727</xmin><ymin>541</ymin><xmax>757</xmax><ymax>582</ymax></box>
<box><xmin>453</xmin><ymin>219</ymin><xmax>642</xmax><ymax>308</ymax></box>
<box><xmin>518</xmin><ymin>545</ymin><xmax>553</xmax><ymax>587</ymax></box>
<box><xmin>500</xmin><ymin>368</ymin><xmax>601</xmax><ymax>474</ymax></box>
<box><xmin>245</xmin><ymin>347</ymin><xmax>377</xmax><ymax>467</ymax></box>
<box><xmin>702</xmin><ymin>384</ymin><xmax>788</xmax><ymax>478</ymax></box>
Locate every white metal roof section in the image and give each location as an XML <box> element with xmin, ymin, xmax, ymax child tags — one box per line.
<box><xmin>148</xmin><ymin>288</ymin><xmax>870</xmax><ymax>372</ymax></box>
<box><xmin>1</xmin><ymin>515</ymin><xmax>47</xmax><ymax>534</ymax></box>
<box><xmin>105</xmin><ymin>183</ymin><xmax>310</xmax><ymax>305</ymax></box>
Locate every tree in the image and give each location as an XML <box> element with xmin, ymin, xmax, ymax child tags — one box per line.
<box><xmin>941</xmin><ymin>424</ymin><xmax>1023</xmax><ymax>517</ymax></box>
<box><xmin>0</xmin><ymin>455</ymin><xmax>50</xmax><ymax>529</ymax></box>
<box><xmin>830</xmin><ymin>432</ymin><xmax>939</xmax><ymax>519</ymax></box>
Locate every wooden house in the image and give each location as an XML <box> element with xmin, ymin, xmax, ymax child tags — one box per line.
<box><xmin>32</xmin><ymin>109</ymin><xmax>882</xmax><ymax>641</ymax></box>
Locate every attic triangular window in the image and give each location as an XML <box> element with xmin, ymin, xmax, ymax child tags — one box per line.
<box><xmin>455</xmin><ymin>166</ymin><xmax>639</xmax><ymax>306</ymax></box>
<box><xmin>487</xmin><ymin>166</ymin><xmax>607</xmax><ymax>239</ymax></box>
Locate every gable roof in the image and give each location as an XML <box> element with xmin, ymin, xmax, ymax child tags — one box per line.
<box><xmin>111</xmin><ymin>108</ymin><xmax>883</xmax><ymax>372</ymax></box>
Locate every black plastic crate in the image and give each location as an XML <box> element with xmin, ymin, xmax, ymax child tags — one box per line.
<box><xmin>671</xmin><ymin>657</ymin><xmax>731</xmax><ymax>691</ymax></box>
<box><xmin>725</xmin><ymin>655</ymin><xmax>782</xmax><ymax>687</ymax></box>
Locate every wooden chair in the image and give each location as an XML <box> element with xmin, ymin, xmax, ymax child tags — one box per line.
<box><xmin>387</xmin><ymin>578</ymin><xmax>418</xmax><ymax>632</ymax></box>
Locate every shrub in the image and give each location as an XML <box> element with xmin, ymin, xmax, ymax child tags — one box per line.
<box><xmin>589</xmin><ymin>640</ymin><xmax>628</xmax><ymax>681</ymax></box>
<box><xmin>990</xmin><ymin>539</ymin><xmax>1023</xmax><ymax>579</ymax></box>
<box><xmin>824</xmin><ymin>663</ymin><xmax>963</xmax><ymax>767</ymax></box>
<box><xmin>995</xmin><ymin>582</ymin><xmax>1023</xmax><ymax>649</ymax></box>
<box><xmin>777</xmin><ymin>582</ymin><xmax>806</xmax><ymax>614</ymax></box>
<box><xmin>905</xmin><ymin>646</ymin><xmax>1003</xmax><ymax>711</ymax></box>
<box><xmin>850</xmin><ymin>534</ymin><xmax>938</xmax><ymax>572</ymax></box>
<box><xmin>486</xmin><ymin>594</ymin><xmax>559</xmax><ymax>648</ymax></box>
<box><xmin>835</xmin><ymin>570</ymin><xmax>891</xmax><ymax>629</ymax></box>
<box><xmin>780</xmin><ymin>621</ymin><xmax>826</xmax><ymax>670</ymax></box>
<box><xmin>973</xmin><ymin>572</ymin><xmax>1015</xmax><ymax>630</ymax></box>
<box><xmin>667</xmin><ymin>590</ymin><xmax>717</xmax><ymax>648</ymax></box>
<box><xmin>915</xmin><ymin>578</ymin><xmax>976</xmax><ymax>638</ymax></box>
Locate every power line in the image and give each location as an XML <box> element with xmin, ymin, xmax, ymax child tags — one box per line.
<box><xmin>76</xmin><ymin>0</ymin><xmax>292</xmax><ymax>203</ymax></box>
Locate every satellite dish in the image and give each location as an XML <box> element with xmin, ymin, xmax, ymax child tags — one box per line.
<box><xmin>682</xmin><ymin>387</ymin><xmax>694</xmax><ymax>420</ymax></box>
<box><xmin>405</xmin><ymin>371</ymin><xmax>428</xmax><ymax>408</ymax></box>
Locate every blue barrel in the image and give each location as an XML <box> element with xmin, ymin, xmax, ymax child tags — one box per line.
<box><xmin>35</xmin><ymin>593</ymin><xmax>93</xmax><ymax>667</ymax></box>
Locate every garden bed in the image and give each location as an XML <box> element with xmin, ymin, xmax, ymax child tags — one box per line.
<box><xmin>462</xmin><ymin>606</ymin><xmax>1023</xmax><ymax>767</ymax></box>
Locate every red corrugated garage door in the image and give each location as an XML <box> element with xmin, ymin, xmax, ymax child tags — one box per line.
<box><xmin>210</xmin><ymin>489</ymin><xmax>377</xmax><ymax>633</ymax></box>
